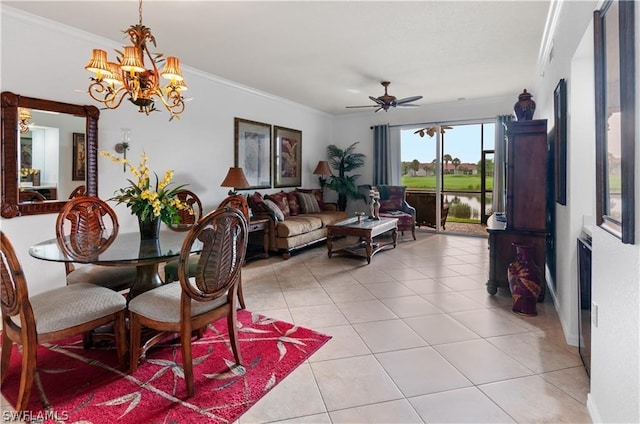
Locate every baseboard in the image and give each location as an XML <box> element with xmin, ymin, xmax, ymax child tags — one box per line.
<box><xmin>587</xmin><ymin>393</ymin><xmax>602</xmax><ymax>423</ymax></box>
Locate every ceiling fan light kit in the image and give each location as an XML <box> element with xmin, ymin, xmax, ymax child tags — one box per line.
<box><xmin>346</xmin><ymin>81</ymin><xmax>422</xmax><ymax>112</ymax></box>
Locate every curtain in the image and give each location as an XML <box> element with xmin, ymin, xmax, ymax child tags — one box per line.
<box><xmin>388</xmin><ymin>127</ymin><xmax>401</xmax><ymax>185</ymax></box>
<box><xmin>373</xmin><ymin>124</ymin><xmax>390</xmax><ymax>185</ymax></box>
<box><xmin>492</xmin><ymin>115</ymin><xmax>512</xmax><ymax>213</ymax></box>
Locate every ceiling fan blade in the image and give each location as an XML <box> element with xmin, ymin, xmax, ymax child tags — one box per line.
<box><xmin>345</xmin><ymin>105</ymin><xmax>379</xmax><ymax>109</ymax></box>
<box><xmin>397</xmin><ymin>104</ymin><xmax>420</xmax><ymax>108</ymax></box>
<box><xmin>369</xmin><ymin>96</ymin><xmax>385</xmax><ymax>105</ymax></box>
<box><xmin>396</xmin><ymin>95</ymin><xmax>423</xmax><ymax>105</ymax></box>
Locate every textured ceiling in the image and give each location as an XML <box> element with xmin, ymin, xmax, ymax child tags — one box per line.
<box><xmin>4</xmin><ymin>1</ymin><xmax>550</xmax><ymax>115</ymax></box>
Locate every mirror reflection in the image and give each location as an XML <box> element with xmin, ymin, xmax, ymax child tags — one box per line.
<box><xmin>1</xmin><ymin>91</ymin><xmax>98</xmax><ymax>218</ymax></box>
<box><xmin>18</xmin><ymin>109</ymin><xmax>85</xmax><ymax>203</ymax></box>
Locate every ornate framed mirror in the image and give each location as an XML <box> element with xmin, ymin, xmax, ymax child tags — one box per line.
<box><xmin>1</xmin><ymin>91</ymin><xmax>99</xmax><ymax>218</ymax></box>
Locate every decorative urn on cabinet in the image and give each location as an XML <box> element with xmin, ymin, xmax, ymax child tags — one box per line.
<box><xmin>513</xmin><ymin>89</ymin><xmax>536</xmax><ymax>121</ymax></box>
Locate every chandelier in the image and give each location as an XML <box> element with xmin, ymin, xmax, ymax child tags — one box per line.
<box><xmin>84</xmin><ymin>0</ymin><xmax>187</xmax><ymax>120</ymax></box>
<box><xmin>18</xmin><ymin>108</ymin><xmax>33</xmax><ymax>134</ymax></box>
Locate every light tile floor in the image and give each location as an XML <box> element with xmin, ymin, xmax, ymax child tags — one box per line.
<box><xmin>238</xmin><ymin>232</ymin><xmax>591</xmax><ymax>424</ymax></box>
<box><xmin>1</xmin><ymin>231</ymin><xmax>591</xmax><ymax>423</ymax></box>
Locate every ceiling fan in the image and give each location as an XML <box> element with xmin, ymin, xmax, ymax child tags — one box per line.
<box><xmin>346</xmin><ymin>81</ymin><xmax>423</xmax><ymax>112</ymax></box>
<box><xmin>414</xmin><ymin>125</ymin><xmax>453</xmax><ymax>137</ymax></box>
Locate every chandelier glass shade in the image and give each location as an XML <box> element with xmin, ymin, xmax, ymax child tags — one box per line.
<box><xmin>84</xmin><ymin>0</ymin><xmax>187</xmax><ymax>120</ymax></box>
<box><xmin>18</xmin><ymin>108</ymin><xmax>33</xmax><ymax>134</ymax></box>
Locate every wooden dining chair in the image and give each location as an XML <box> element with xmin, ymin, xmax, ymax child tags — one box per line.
<box><xmin>18</xmin><ymin>190</ymin><xmax>46</xmax><ymax>202</ymax></box>
<box><xmin>164</xmin><ymin>194</ymin><xmax>249</xmax><ymax>308</ymax></box>
<box><xmin>56</xmin><ymin>196</ymin><xmax>137</xmax><ymax>293</ymax></box>
<box><xmin>67</xmin><ymin>185</ymin><xmax>86</xmax><ymax>199</ymax></box>
<box><xmin>165</xmin><ymin>189</ymin><xmax>203</xmax><ymax>232</ymax></box>
<box><xmin>0</xmin><ymin>231</ymin><xmax>128</xmax><ymax>412</ymax></box>
<box><xmin>128</xmin><ymin>207</ymin><xmax>248</xmax><ymax>398</ymax></box>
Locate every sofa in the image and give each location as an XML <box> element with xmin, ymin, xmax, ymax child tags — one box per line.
<box><xmin>248</xmin><ymin>189</ymin><xmax>347</xmax><ymax>259</ymax></box>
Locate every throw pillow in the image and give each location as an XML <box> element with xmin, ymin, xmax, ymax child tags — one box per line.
<box><xmin>296</xmin><ymin>191</ymin><xmax>321</xmax><ymax>214</ymax></box>
<box><xmin>265</xmin><ymin>191</ymin><xmax>290</xmax><ymax>217</ymax></box>
<box><xmin>263</xmin><ymin>199</ymin><xmax>285</xmax><ymax>222</ymax></box>
<box><xmin>247</xmin><ymin>192</ymin><xmax>269</xmax><ymax>214</ymax></box>
<box><xmin>380</xmin><ymin>198</ymin><xmax>402</xmax><ymax>212</ymax></box>
<box><xmin>286</xmin><ymin>191</ymin><xmax>300</xmax><ymax>216</ymax></box>
<box><xmin>297</xmin><ymin>188</ymin><xmax>324</xmax><ymax>210</ymax></box>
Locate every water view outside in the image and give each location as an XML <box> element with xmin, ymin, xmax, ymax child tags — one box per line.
<box><xmin>401</xmin><ymin>122</ymin><xmax>495</xmax><ymax>224</ymax></box>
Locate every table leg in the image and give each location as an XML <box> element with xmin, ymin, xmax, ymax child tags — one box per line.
<box><xmin>365</xmin><ymin>233</ymin><xmax>373</xmax><ymax>264</ymax></box>
<box><xmin>392</xmin><ymin>227</ymin><xmax>398</xmax><ymax>248</ymax></box>
<box><xmin>128</xmin><ymin>263</ymin><xmax>164</xmax><ymax>300</ymax></box>
<box><xmin>327</xmin><ymin>231</ymin><xmax>334</xmax><ymax>258</ymax></box>
<box><xmin>262</xmin><ymin>227</ymin><xmax>269</xmax><ymax>258</ymax></box>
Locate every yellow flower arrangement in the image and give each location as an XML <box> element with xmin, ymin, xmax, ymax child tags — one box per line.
<box><xmin>20</xmin><ymin>168</ymin><xmax>39</xmax><ymax>177</ymax></box>
<box><xmin>100</xmin><ymin>151</ymin><xmax>193</xmax><ymax>224</ymax></box>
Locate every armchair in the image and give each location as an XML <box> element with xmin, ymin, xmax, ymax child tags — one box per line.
<box><xmin>375</xmin><ymin>185</ymin><xmax>416</xmax><ymax>240</ymax></box>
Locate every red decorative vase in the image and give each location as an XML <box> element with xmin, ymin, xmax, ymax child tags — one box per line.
<box><xmin>507</xmin><ymin>243</ymin><xmax>542</xmax><ymax>316</ymax></box>
<box><xmin>514</xmin><ymin>89</ymin><xmax>536</xmax><ymax>121</ymax></box>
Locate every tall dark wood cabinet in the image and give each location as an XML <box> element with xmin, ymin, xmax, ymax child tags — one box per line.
<box><xmin>487</xmin><ymin>119</ymin><xmax>548</xmax><ymax>295</ymax></box>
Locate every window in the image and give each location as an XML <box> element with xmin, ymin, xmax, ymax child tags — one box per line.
<box><xmin>594</xmin><ymin>0</ymin><xmax>635</xmax><ymax>243</ymax></box>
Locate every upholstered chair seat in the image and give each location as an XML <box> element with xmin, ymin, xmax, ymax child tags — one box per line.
<box><xmin>11</xmin><ymin>283</ymin><xmax>126</xmax><ymax>334</ymax></box>
<box><xmin>128</xmin><ymin>282</ymin><xmax>227</xmax><ymax>323</ymax></box>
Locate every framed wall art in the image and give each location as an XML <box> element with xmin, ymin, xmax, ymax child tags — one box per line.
<box><xmin>72</xmin><ymin>132</ymin><xmax>86</xmax><ymax>181</ymax></box>
<box><xmin>554</xmin><ymin>78</ymin><xmax>567</xmax><ymax>205</ymax></box>
<box><xmin>234</xmin><ymin>118</ymin><xmax>272</xmax><ymax>189</ymax></box>
<box><xmin>273</xmin><ymin>126</ymin><xmax>302</xmax><ymax>188</ymax></box>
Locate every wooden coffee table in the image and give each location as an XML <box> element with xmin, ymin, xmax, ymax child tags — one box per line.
<box><xmin>326</xmin><ymin>217</ymin><xmax>398</xmax><ymax>264</ymax></box>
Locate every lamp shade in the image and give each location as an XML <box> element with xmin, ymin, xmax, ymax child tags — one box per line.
<box><xmin>85</xmin><ymin>49</ymin><xmax>110</xmax><ymax>76</ymax></box>
<box><xmin>120</xmin><ymin>46</ymin><xmax>145</xmax><ymax>73</ymax></box>
<box><xmin>161</xmin><ymin>57</ymin><xmax>184</xmax><ymax>82</ymax></box>
<box><xmin>313</xmin><ymin>160</ymin><xmax>332</xmax><ymax>176</ymax></box>
<box><xmin>221</xmin><ymin>167</ymin><xmax>250</xmax><ymax>189</ymax></box>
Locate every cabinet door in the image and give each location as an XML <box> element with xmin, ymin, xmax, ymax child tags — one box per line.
<box><xmin>506</xmin><ymin>120</ymin><xmax>548</xmax><ymax>231</ymax></box>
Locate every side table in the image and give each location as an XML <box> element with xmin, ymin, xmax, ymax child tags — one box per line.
<box><xmin>246</xmin><ymin>217</ymin><xmax>270</xmax><ymax>261</ymax></box>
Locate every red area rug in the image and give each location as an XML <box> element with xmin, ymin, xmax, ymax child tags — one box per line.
<box><xmin>1</xmin><ymin>310</ymin><xmax>331</xmax><ymax>423</ymax></box>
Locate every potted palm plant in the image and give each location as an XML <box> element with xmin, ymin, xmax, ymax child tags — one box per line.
<box><xmin>325</xmin><ymin>142</ymin><xmax>366</xmax><ymax>211</ymax></box>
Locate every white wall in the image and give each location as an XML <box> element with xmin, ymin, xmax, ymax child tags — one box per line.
<box><xmin>0</xmin><ymin>7</ymin><xmax>331</xmax><ymax>295</ymax></box>
<box><xmin>533</xmin><ymin>1</ymin><xmax>640</xmax><ymax>422</ymax></box>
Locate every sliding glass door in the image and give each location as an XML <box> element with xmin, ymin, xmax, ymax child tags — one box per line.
<box><xmin>401</xmin><ymin>121</ymin><xmax>495</xmax><ymax>234</ymax></box>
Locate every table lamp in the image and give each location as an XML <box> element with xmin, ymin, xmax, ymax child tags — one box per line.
<box><xmin>221</xmin><ymin>167</ymin><xmax>250</xmax><ymax>195</ymax></box>
<box><xmin>313</xmin><ymin>160</ymin><xmax>332</xmax><ymax>190</ymax></box>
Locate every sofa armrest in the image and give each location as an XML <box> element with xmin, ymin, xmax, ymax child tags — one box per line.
<box><xmin>253</xmin><ymin>211</ymin><xmax>278</xmax><ymax>225</ymax></box>
<box><xmin>322</xmin><ymin>202</ymin><xmax>339</xmax><ymax>212</ymax></box>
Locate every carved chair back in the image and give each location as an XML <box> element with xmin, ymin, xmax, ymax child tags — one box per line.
<box><xmin>55</xmin><ymin>196</ymin><xmax>119</xmax><ymax>275</ymax></box>
<box><xmin>167</xmin><ymin>189</ymin><xmax>203</xmax><ymax>232</ymax></box>
<box><xmin>0</xmin><ymin>231</ymin><xmax>32</xmax><ymax>326</ymax></box>
<box><xmin>216</xmin><ymin>194</ymin><xmax>250</xmax><ymax>221</ymax></box>
<box><xmin>68</xmin><ymin>185</ymin><xmax>87</xmax><ymax>199</ymax></box>
<box><xmin>178</xmin><ymin>207</ymin><xmax>248</xmax><ymax>302</ymax></box>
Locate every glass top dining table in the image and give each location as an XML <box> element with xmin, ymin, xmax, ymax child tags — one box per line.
<box><xmin>29</xmin><ymin>230</ymin><xmax>202</xmax><ymax>299</ymax></box>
